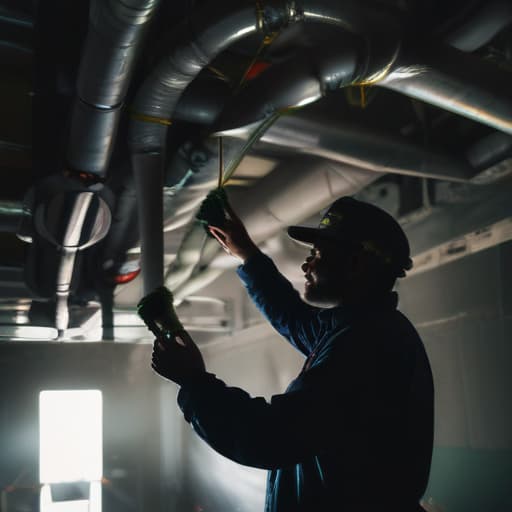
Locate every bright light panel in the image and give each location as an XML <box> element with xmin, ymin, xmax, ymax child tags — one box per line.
<box><xmin>39</xmin><ymin>390</ymin><xmax>103</xmax><ymax>484</ymax></box>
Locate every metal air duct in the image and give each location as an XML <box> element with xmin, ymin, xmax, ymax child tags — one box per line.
<box><xmin>67</xmin><ymin>0</ymin><xmax>161</xmax><ymax>176</ymax></box>
<box><xmin>439</xmin><ymin>0</ymin><xmax>512</xmax><ymax>52</ymax></box>
<box><xmin>130</xmin><ymin>0</ymin><xmax>402</xmax><ymax>294</ymax></box>
<box><xmin>380</xmin><ymin>43</ymin><xmax>512</xmax><ymax>135</ymax></box>
<box><xmin>236</xmin><ymin>114</ymin><xmax>474</xmax><ymax>182</ymax></box>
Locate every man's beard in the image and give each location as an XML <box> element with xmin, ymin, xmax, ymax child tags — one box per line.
<box><xmin>303</xmin><ymin>279</ymin><xmax>341</xmax><ymax>307</ymax></box>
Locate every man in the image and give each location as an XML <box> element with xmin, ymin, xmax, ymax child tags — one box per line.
<box><xmin>150</xmin><ymin>196</ymin><xmax>434</xmax><ymax>512</ymax></box>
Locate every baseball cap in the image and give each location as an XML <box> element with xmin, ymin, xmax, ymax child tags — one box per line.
<box><xmin>287</xmin><ymin>196</ymin><xmax>413</xmax><ymax>278</ymax></box>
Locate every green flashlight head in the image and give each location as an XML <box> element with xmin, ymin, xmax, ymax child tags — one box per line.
<box><xmin>196</xmin><ymin>187</ymin><xmax>228</xmax><ymax>236</ymax></box>
<box><xmin>137</xmin><ymin>286</ymin><xmax>182</xmax><ymax>337</ymax></box>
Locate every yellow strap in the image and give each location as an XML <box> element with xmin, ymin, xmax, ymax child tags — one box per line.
<box><xmin>130</xmin><ymin>110</ymin><xmax>173</xmax><ymax>126</ymax></box>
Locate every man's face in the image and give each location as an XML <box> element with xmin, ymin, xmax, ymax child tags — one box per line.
<box><xmin>301</xmin><ymin>240</ymin><xmax>351</xmax><ymax>306</ymax></box>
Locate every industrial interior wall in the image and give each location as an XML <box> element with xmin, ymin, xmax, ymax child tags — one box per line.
<box><xmin>398</xmin><ymin>240</ymin><xmax>512</xmax><ymax>512</ymax></box>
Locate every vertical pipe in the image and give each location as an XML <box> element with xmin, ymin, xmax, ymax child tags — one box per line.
<box><xmin>132</xmin><ymin>152</ymin><xmax>165</xmax><ymax>294</ymax></box>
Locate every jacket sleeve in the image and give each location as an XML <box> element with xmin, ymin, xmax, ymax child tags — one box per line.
<box><xmin>236</xmin><ymin>250</ymin><xmax>325</xmax><ymax>356</ymax></box>
<box><xmin>177</xmin><ymin>330</ymin><xmax>370</xmax><ymax>470</ymax></box>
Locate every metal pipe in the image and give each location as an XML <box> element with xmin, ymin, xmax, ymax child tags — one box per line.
<box><xmin>130</xmin><ymin>0</ymin><xmax>404</xmax><ymax>295</ymax></box>
<box><xmin>67</xmin><ymin>0</ymin><xmax>161</xmax><ymax>176</ymax></box>
<box><xmin>440</xmin><ymin>0</ymin><xmax>512</xmax><ymax>52</ymax></box>
<box><xmin>0</xmin><ymin>201</ymin><xmax>24</xmax><ymax>233</ymax></box>
<box><xmin>132</xmin><ymin>152</ymin><xmax>165</xmax><ymax>295</ymax></box>
<box><xmin>255</xmin><ymin>115</ymin><xmax>473</xmax><ymax>182</ymax></box>
<box><xmin>380</xmin><ymin>43</ymin><xmax>512</xmax><ymax>135</ymax></box>
<box><xmin>466</xmin><ymin>132</ymin><xmax>512</xmax><ymax>169</ymax></box>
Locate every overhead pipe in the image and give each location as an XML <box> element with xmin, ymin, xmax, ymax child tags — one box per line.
<box><xmin>130</xmin><ymin>0</ymin><xmax>402</xmax><ymax>294</ymax></box>
<box><xmin>379</xmin><ymin>43</ymin><xmax>512</xmax><ymax>135</ymax></box>
<box><xmin>438</xmin><ymin>0</ymin><xmax>512</xmax><ymax>52</ymax></box>
<box><xmin>0</xmin><ymin>201</ymin><xmax>24</xmax><ymax>233</ymax></box>
<box><xmin>212</xmin><ymin>34</ymin><xmax>368</xmax><ymax>132</ymax></box>
<box><xmin>254</xmin><ymin>115</ymin><xmax>474</xmax><ymax>181</ymax></box>
<box><xmin>140</xmin><ymin>0</ymin><xmax>512</xmax><ymax>300</ymax></box>
<box><xmin>130</xmin><ymin>1</ymin><xmax>277</xmax><ymax>294</ymax></box>
<box><xmin>67</xmin><ymin>0</ymin><xmax>161</xmax><ymax>176</ymax></box>
<box><xmin>466</xmin><ymin>132</ymin><xmax>512</xmax><ymax>170</ymax></box>
<box><xmin>216</xmin><ymin>37</ymin><xmax>512</xmax><ymax>138</ymax></box>
<box><xmin>38</xmin><ymin>0</ymin><xmax>160</xmax><ymax>333</ymax></box>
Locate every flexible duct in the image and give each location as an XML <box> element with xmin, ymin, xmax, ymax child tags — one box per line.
<box><xmin>212</xmin><ymin>35</ymin><xmax>366</xmax><ymax>132</ymax></box>
<box><xmin>217</xmin><ymin>38</ymin><xmax>512</xmax><ymax>138</ymax></box>
<box><xmin>466</xmin><ymin>132</ymin><xmax>512</xmax><ymax>170</ymax></box>
<box><xmin>48</xmin><ymin>0</ymin><xmax>161</xmax><ymax>333</ymax></box>
<box><xmin>220</xmin><ymin>113</ymin><xmax>473</xmax><ymax>182</ymax></box>
<box><xmin>67</xmin><ymin>0</ymin><xmax>161</xmax><ymax>176</ymax></box>
<box><xmin>257</xmin><ymin>115</ymin><xmax>473</xmax><ymax>181</ymax></box>
<box><xmin>380</xmin><ymin>43</ymin><xmax>512</xmax><ymax>135</ymax></box>
<box><xmin>158</xmin><ymin>0</ymin><xmax>512</xmax><ymax>300</ymax></box>
<box><xmin>130</xmin><ymin>0</ymin><xmax>402</xmax><ymax>294</ymax></box>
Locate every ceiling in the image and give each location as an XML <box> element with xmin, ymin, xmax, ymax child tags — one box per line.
<box><xmin>0</xmin><ymin>0</ymin><xmax>511</xmax><ymax>341</ymax></box>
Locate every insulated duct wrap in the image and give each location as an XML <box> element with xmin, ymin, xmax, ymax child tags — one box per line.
<box><xmin>67</xmin><ymin>101</ymin><xmax>121</xmax><ymax>175</ymax></box>
<box><xmin>130</xmin><ymin>0</ymin><xmax>405</xmax><ymax>295</ymax></box>
<box><xmin>381</xmin><ymin>44</ymin><xmax>512</xmax><ymax>135</ymax></box>
<box><xmin>213</xmin><ymin>36</ymin><xmax>392</xmax><ymax>133</ymax></box>
<box><xmin>440</xmin><ymin>0</ymin><xmax>512</xmax><ymax>52</ymax></box>
<box><xmin>79</xmin><ymin>0</ymin><xmax>160</xmax><ymax>106</ymax></box>
<box><xmin>67</xmin><ymin>0</ymin><xmax>161</xmax><ymax>176</ymax></box>
<box><xmin>130</xmin><ymin>2</ymin><xmax>264</xmax><ymax>153</ymax></box>
<box><xmin>256</xmin><ymin>115</ymin><xmax>473</xmax><ymax>181</ymax></box>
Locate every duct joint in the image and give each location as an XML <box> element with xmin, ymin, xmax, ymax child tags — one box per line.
<box><xmin>257</xmin><ymin>0</ymin><xmax>303</xmax><ymax>33</ymax></box>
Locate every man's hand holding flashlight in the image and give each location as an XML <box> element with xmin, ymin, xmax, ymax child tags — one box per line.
<box><xmin>151</xmin><ymin>329</ymin><xmax>206</xmax><ymax>386</ymax></box>
<box><xmin>137</xmin><ymin>286</ymin><xmax>206</xmax><ymax>386</ymax></box>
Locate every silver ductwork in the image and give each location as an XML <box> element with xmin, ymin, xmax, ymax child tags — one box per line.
<box><xmin>129</xmin><ymin>1</ymin><xmax>280</xmax><ymax>294</ymax></box>
<box><xmin>439</xmin><ymin>0</ymin><xmax>512</xmax><ymax>52</ymax></box>
<box><xmin>216</xmin><ymin>39</ymin><xmax>512</xmax><ymax>137</ymax></box>
<box><xmin>130</xmin><ymin>0</ymin><xmax>402</xmax><ymax>294</ymax></box>
<box><xmin>22</xmin><ymin>176</ymin><xmax>112</xmax><ymax>336</ymax></box>
<box><xmin>67</xmin><ymin>0</ymin><xmax>161</xmax><ymax>176</ymax></box>
<box><xmin>380</xmin><ymin>43</ymin><xmax>512</xmax><ymax>135</ymax></box>
<box><xmin>247</xmin><ymin>114</ymin><xmax>473</xmax><ymax>181</ymax></box>
<box><xmin>32</xmin><ymin>0</ymin><xmax>160</xmax><ymax>334</ymax></box>
<box><xmin>130</xmin><ymin>0</ymin><xmax>512</xmax><ymax>301</ymax></box>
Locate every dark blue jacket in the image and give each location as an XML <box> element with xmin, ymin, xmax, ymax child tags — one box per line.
<box><xmin>178</xmin><ymin>251</ymin><xmax>434</xmax><ymax>511</ymax></box>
